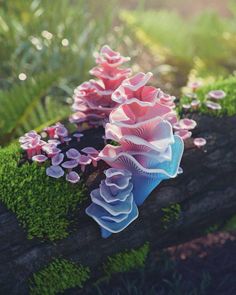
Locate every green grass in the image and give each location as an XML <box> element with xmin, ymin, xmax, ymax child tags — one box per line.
<box><xmin>180</xmin><ymin>76</ymin><xmax>236</xmax><ymax>116</ymax></box>
<box><xmin>29</xmin><ymin>258</ymin><xmax>90</xmax><ymax>295</ymax></box>
<box><xmin>103</xmin><ymin>243</ymin><xmax>150</xmax><ymax>276</ymax></box>
<box><xmin>0</xmin><ymin>144</ymin><xmax>87</xmax><ymax>240</ymax></box>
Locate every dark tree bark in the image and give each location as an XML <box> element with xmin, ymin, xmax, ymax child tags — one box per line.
<box><xmin>0</xmin><ymin>114</ymin><xmax>236</xmax><ymax>294</ymax></box>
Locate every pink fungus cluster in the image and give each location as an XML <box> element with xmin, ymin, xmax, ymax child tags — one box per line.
<box><xmin>19</xmin><ymin>122</ymin><xmax>100</xmax><ymax>184</ymax></box>
<box><xmin>70</xmin><ymin>45</ymin><xmax>132</xmax><ymax>128</ymax></box>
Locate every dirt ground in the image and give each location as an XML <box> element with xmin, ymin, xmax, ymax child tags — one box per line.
<box><xmin>120</xmin><ymin>0</ymin><xmax>231</xmax><ymax>17</ymax></box>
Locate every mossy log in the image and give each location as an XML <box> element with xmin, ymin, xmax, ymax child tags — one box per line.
<box><xmin>0</xmin><ymin>114</ymin><xmax>236</xmax><ymax>294</ymax></box>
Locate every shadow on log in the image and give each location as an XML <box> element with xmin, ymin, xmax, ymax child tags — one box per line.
<box><xmin>0</xmin><ymin>114</ymin><xmax>236</xmax><ymax>294</ymax></box>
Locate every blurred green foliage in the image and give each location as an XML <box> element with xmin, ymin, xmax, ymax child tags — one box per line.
<box><xmin>29</xmin><ymin>258</ymin><xmax>90</xmax><ymax>295</ymax></box>
<box><xmin>0</xmin><ymin>144</ymin><xmax>87</xmax><ymax>240</ymax></box>
<box><xmin>121</xmin><ymin>5</ymin><xmax>236</xmax><ymax>80</ymax></box>
<box><xmin>0</xmin><ymin>0</ymin><xmax>114</xmax><ymax>144</ymax></box>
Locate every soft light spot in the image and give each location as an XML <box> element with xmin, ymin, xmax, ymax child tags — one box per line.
<box><xmin>61</xmin><ymin>38</ymin><xmax>69</xmax><ymax>47</ymax></box>
<box><xmin>18</xmin><ymin>73</ymin><xmax>27</xmax><ymax>81</ymax></box>
<box><xmin>41</xmin><ymin>30</ymin><xmax>53</xmax><ymax>40</ymax></box>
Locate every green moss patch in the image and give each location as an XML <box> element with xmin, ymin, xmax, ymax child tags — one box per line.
<box><xmin>180</xmin><ymin>76</ymin><xmax>236</xmax><ymax>116</ymax></box>
<box><xmin>0</xmin><ymin>144</ymin><xmax>86</xmax><ymax>240</ymax></box>
<box><xmin>103</xmin><ymin>243</ymin><xmax>150</xmax><ymax>276</ymax></box>
<box><xmin>161</xmin><ymin>203</ymin><xmax>181</xmax><ymax>230</ymax></box>
<box><xmin>29</xmin><ymin>258</ymin><xmax>90</xmax><ymax>295</ymax></box>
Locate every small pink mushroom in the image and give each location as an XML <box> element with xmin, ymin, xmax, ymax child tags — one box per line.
<box><xmin>188</xmin><ymin>81</ymin><xmax>201</xmax><ymax>92</ymax></box>
<box><xmin>66</xmin><ymin>148</ymin><xmax>81</xmax><ymax>159</ymax></box>
<box><xmin>73</xmin><ymin>133</ymin><xmax>84</xmax><ymax>142</ymax></box>
<box><xmin>175</xmin><ymin>130</ymin><xmax>192</xmax><ymax>140</ymax></box>
<box><xmin>51</xmin><ymin>153</ymin><xmax>64</xmax><ymax>166</ymax></box>
<box><xmin>61</xmin><ymin>159</ymin><xmax>79</xmax><ymax>171</ymax></box>
<box><xmin>193</xmin><ymin>137</ymin><xmax>207</xmax><ymax>148</ymax></box>
<box><xmin>207</xmin><ymin>90</ymin><xmax>226</xmax><ymax>101</ymax></box>
<box><xmin>64</xmin><ymin>137</ymin><xmax>72</xmax><ymax>145</ymax></box>
<box><xmin>77</xmin><ymin>155</ymin><xmax>91</xmax><ymax>172</ymax></box>
<box><xmin>178</xmin><ymin>118</ymin><xmax>197</xmax><ymax>130</ymax></box>
<box><xmin>55</xmin><ymin>123</ymin><xmax>69</xmax><ymax>143</ymax></box>
<box><xmin>32</xmin><ymin>154</ymin><xmax>48</xmax><ymax>163</ymax></box>
<box><xmin>46</xmin><ymin>165</ymin><xmax>64</xmax><ymax>178</ymax></box>
<box><xmin>66</xmin><ymin>171</ymin><xmax>80</xmax><ymax>184</ymax></box>
<box><xmin>182</xmin><ymin>104</ymin><xmax>191</xmax><ymax>111</ymax></box>
<box><xmin>205</xmin><ymin>100</ymin><xmax>222</xmax><ymax>111</ymax></box>
<box><xmin>44</xmin><ymin>126</ymin><xmax>57</xmax><ymax>139</ymax></box>
<box><xmin>81</xmin><ymin>147</ymin><xmax>99</xmax><ymax>167</ymax></box>
<box><xmin>191</xmin><ymin>99</ymin><xmax>201</xmax><ymax>110</ymax></box>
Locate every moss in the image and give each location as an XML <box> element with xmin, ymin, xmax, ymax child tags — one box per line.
<box><xmin>180</xmin><ymin>76</ymin><xmax>236</xmax><ymax>116</ymax></box>
<box><xmin>29</xmin><ymin>259</ymin><xmax>90</xmax><ymax>295</ymax></box>
<box><xmin>204</xmin><ymin>224</ymin><xmax>220</xmax><ymax>235</ymax></box>
<box><xmin>103</xmin><ymin>243</ymin><xmax>150</xmax><ymax>276</ymax></box>
<box><xmin>161</xmin><ymin>203</ymin><xmax>181</xmax><ymax>230</ymax></box>
<box><xmin>223</xmin><ymin>215</ymin><xmax>236</xmax><ymax>231</ymax></box>
<box><xmin>0</xmin><ymin>144</ymin><xmax>87</xmax><ymax>240</ymax></box>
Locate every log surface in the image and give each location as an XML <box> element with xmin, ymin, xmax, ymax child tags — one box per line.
<box><xmin>0</xmin><ymin>114</ymin><xmax>236</xmax><ymax>294</ymax></box>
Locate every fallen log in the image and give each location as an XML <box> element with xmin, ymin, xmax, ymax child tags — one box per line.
<box><xmin>0</xmin><ymin>114</ymin><xmax>236</xmax><ymax>294</ymax></box>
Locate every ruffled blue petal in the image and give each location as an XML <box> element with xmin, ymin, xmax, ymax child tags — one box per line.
<box><xmin>132</xmin><ymin>135</ymin><xmax>184</xmax><ymax>205</ymax></box>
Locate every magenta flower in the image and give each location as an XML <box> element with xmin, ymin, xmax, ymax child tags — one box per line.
<box><xmin>66</xmin><ymin>171</ymin><xmax>80</xmax><ymax>184</ymax></box>
<box><xmin>46</xmin><ymin>166</ymin><xmax>64</xmax><ymax>178</ymax></box>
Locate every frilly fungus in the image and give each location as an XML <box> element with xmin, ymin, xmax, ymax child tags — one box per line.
<box><xmin>70</xmin><ymin>45</ymin><xmax>132</xmax><ymax>128</ymax></box>
<box><xmin>86</xmin><ymin>168</ymin><xmax>138</xmax><ymax>238</ymax></box>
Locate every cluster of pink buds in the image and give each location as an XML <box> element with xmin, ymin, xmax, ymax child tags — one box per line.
<box><xmin>70</xmin><ymin>45</ymin><xmax>132</xmax><ymax>129</ymax></box>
